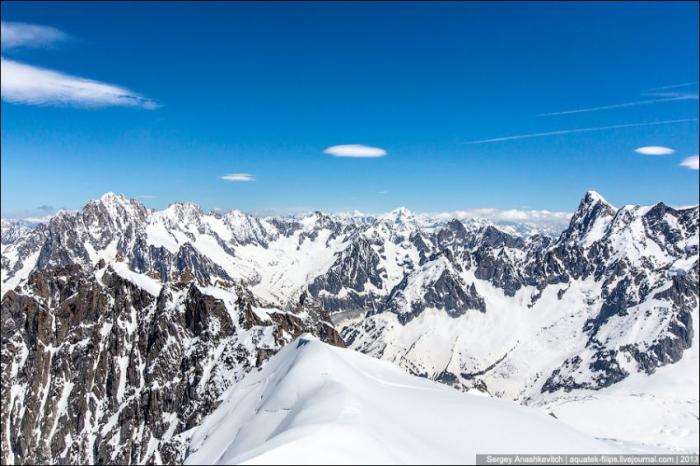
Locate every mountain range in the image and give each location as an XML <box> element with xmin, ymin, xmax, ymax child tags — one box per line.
<box><xmin>1</xmin><ymin>191</ymin><xmax>698</xmax><ymax>464</ymax></box>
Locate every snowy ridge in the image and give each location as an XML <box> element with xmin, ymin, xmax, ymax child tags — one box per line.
<box><xmin>184</xmin><ymin>335</ymin><xmax>617</xmax><ymax>465</ymax></box>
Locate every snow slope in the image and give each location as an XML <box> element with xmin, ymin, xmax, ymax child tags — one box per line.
<box><xmin>533</xmin><ymin>305</ymin><xmax>700</xmax><ymax>453</ymax></box>
<box><xmin>184</xmin><ymin>335</ymin><xmax>618</xmax><ymax>465</ymax></box>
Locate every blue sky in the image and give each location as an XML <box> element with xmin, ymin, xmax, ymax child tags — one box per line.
<box><xmin>1</xmin><ymin>1</ymin><xmax>698</xmax><ymax>219</ymax></box>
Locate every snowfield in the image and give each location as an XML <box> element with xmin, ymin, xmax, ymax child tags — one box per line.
<box><xmin>184</xmin><ymin>335</ymin><xmax>619</xmax><ymax>465</ymax></box>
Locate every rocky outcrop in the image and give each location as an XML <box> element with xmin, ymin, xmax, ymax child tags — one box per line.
<box><xmin>0</xmin><ymin>265</ymin><xmax>342</xmax><ymax>465</ymax></box>
<box><xmin>382</xmin><ymin>255</ymin><xmax>486</xmax><ymax>324</ymax></box>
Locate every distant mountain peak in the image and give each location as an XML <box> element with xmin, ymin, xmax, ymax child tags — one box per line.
<box><xmin>382</xmin><ymin>206</ymin><xmax>415</xmax><ymax>225</ymax></box>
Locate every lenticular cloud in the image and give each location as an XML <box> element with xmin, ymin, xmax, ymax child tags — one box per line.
<box><xmin>634</xmin><ymin>146</ymin><xmax>675</xmax><ymax>156</ymax></box>
<box><xmin>680</xmin><ymin>155</ymin><xmax>699</xmax><ymax>170</ymax></box>
<box><xmin>324</xmin><ymin>144</ymin><xmax>387</xmax><ymax>158</ymax></box>
<box><xmin>221</xmin><ymin>173</ymin><xmax>256</xmax><ymax>182</ymax></box>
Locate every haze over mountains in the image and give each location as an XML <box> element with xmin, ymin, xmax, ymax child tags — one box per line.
<box><xmin>1</xmin><ymin>191</ymin><xmax>698</xmax><ymax>464</ymax></box>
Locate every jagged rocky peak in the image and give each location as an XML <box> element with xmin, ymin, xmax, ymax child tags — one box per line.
<box><xmin>478</xmin><ymin>225</ymin><xmax>524</xmax><ymax>249</ymax></box>
<box><xmin>560</xmin><ymin>190</ymin><xmax>617</xmax><ymax>245</ymax></box>
<box><xmin>222</xmin><ymin>208</ymin><xmax>250</xmax><ymax>223</ymax></box>
<box><xmin>220</xmin><ymin>209</ymin><xmax>276</xmax><ymax>245</ymax></box>
<box><xmin>436</xmin><ymin>218</ymin><xmax>469</xmax><ymax>246</ymax></box>
<box><xmin>582</xmin><ymin>190</ymin><xmax>612</xmax><ymax>207</ymax></box>
<box><xmin>306</xmin><ymin>210</ymin><xmax>337</xmax><ymax>229</ymax></box>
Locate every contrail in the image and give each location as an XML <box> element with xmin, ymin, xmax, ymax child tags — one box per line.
<box><xmin>537</xmin><ymin>95</ymin><xmax>696</xmax><ymax>117</ymax></box>
<box><xmin>646</xmin><ymin>81</ymin><xmax>699</xmax><ymax>91</ymax></box>
<box><xmin>465</xmin><ymin>118</ymin><xmax>699</xmax><ymax>144</ymax></box>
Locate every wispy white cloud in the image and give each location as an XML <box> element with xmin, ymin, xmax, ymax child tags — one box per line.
<box><xmin>1</xmin><ymin>21</ymin><xmax>68</xmax><ymax>50</ymax></box>
<box><xmin>246</xmin><ymin>206</ymin><xmax>313</xmax><ymax>217</ymax></box>
<box><xmin>424</xmin><ymin>208</ymin><xmax>572</xmax><ymax>235</ymax></box>
<box><xmin>324</xmin><ymin>144</ymin><xmax>387</xmax><ymax>158</ymax></box>
<box><xmin>378</xmin><ymin>190</ymin><xmax>389</xmax><ymax>195</ymax></box>
<box><xmin>465</xmin><ymin>119</ymin><xmax>699</xmax><ymax>144</ymax></box>
<box><xmin>221</xmin><ymin>173</ymin><xmax>255</xmax><ymax>182</ymax></box>
<box><xmin>1</xmin><ymin>59</ymin><xmax>158</xmax><ymax>108</ymax></box>
<box><xmin>431</xmin><ymin>208</ymin><xmax>571</xmax><ymax>224</ymax></box>
<box><xmin>680</xmin><ymin>155</ymin><xmax>699</xmax><ymax>170</ymax></box>
<box><xmin>4</xmin><ymin>206</ymin><xmax>71</xmax><ymax>225</ymax></box>
<box><xmin>634</xmin><ymin>146</ymin><xmax>675</xmax><ymax>156</ymax></box>
<box><xmin>1</xmin><ymin>22</ymin><xmax>157</xmax><ymax>109</ymax></box>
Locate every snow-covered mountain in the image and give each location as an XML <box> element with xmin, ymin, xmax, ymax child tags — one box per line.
<box><xmin>1</xmin><ymin>191</ymin><xmax>698</xmax><ymax>463</ymax></box>
<box><xmin>183</xmin><ymin>334</ymin><xmax>618</xmax><ymax>465</ymax></box>
<box><xmin>342</xmin><ymin>192</ymin><xmax>699</xmax><ymax>451</ymax></box>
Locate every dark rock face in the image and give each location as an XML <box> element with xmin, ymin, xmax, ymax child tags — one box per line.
<box><xmin>479</xmin><ymin>226</ymin><xmax>525</xmax><ymax>249</ymax></box>
<box><xmin>382</xmin><ymin>257</ymin><xmax>486</xmax><ymax>325</ymax></box>
<box><xmin>473</xmin><ymin>247</ymin><xmax>523</xmax><ymax>297</ymax></box>
<box><xmin>541</xmin><ymin>258</ymin><xmax>699</xmax><ymax>393</ymax></box>
<box><xmin>310</xmin><ymin>237</ymin><xmax>383</xmax><ymax>296</ymax></box>
<box><xmin>0</xmin><ymin>265</ymin><xmax>343</xmax><ymax>465</ymax></box>
<box><xmin>400</xmin><ymin>271</ymin><xmax>485</xmax><ymax>323</ymax></box>
<box><xmin>308</xmin><ymin>236</ymin><xmax>386</xmax><ymax>314</ymax></box>
<box><xmin>436</xmin><ymin>219</ymin><xmax>469</xmax><ymax>250</ymax></box>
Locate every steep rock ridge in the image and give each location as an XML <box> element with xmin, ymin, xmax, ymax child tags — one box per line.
<box><xmin>342</xmin><ymin>192</ymin><xmax>698</xmax><ymax>404</ymax></box>
<box><xmin>0</xmin><ymin>264</ymin><xmax>342</xmax><ymax>465</ymax></box>
<box><xmin>540</xmin><ymin>201</ymin><xmax>699</xmax><ymax>392</ymax></box>
<box><xmin>559</xmin><ymin>191</ymin><xmax>616</xmax><ymax>246</ymax></box>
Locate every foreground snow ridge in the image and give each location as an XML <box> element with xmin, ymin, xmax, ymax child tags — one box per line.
<box><xmin>185</xmin><ymin>335</ymin><xmax>616</xmax><ymax>465</ymax></box>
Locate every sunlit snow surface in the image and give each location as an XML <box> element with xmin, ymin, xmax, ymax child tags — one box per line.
<box><xmin>184</xmin><ymin>335</ymin><xmax>618</xmax><ymax>465</ymax></box>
